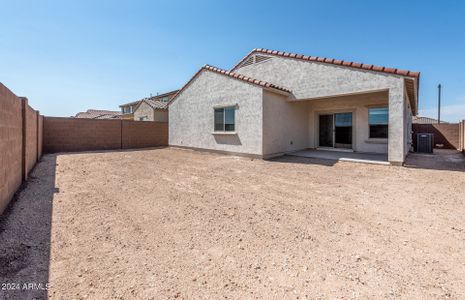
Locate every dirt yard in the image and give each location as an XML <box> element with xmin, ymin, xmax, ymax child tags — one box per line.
<box><xmin>1</xmin><ymin>148</ymin><xmax>465</xmax><ymax>299</ymax></box>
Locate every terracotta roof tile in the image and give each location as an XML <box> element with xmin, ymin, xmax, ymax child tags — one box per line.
<box><xmin>168</xmin><ymin>65</ymin><xmax>291</xmax><ymax>105</ymax></box>
<box><xmin>232</xmin><ymin>48</ymin><xmax>420</xmax><ymax>80</ymax></box>
<box><xmin>75</xmin><ymin>109</ymin><xmax>122</xmax><ymax>119</ymax></box>
<box><xmin>119</xmin><ymin>89</ymin><xmax>179</xmax><ymax>108</ymax></box>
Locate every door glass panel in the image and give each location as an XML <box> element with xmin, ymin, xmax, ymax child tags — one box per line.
<box><xmin>335</xmin><ymin>112</ymin><xmax>352</xmax><ymax>148</ymax></box>
<box><xmin>319</xmin><ymin>114</ymin><xmax>334</xmax><ymax>147</ymax></box>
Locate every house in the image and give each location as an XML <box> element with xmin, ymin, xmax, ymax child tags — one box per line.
<box><xmin>120</xmin><ymin>90</ymin><xmax>178</xmax><ymax>121</ymax></box>
<box><xmin>74</xmin><ymin>109</ymin><xmax>122</xmax><ymax>119</ymax></box>
<box><xmin>133</xmin><ymin>90</ymin><xmax>178</xmax><ymax>122</ymax></box>
<box><xmin>168</xmin><ymin>48</ymin><xmax>420</xmax><ymax>165</ymax></box>
<box><xmin>119</xmin><ymin>100</ymin><xmax>141</xmax><ymax>120</ymax></box>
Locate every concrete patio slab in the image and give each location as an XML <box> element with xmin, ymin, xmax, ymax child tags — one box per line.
<box><xmin>288</xmin><ymin>149</ymin><xmax>389</xmax><ymax>165</ymax></box>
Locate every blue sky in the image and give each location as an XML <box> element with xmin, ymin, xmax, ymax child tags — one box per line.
<box><xmin>1</xmin><ymin>0</ymin><xmax>464</xmax><ymax>121</ymax></box>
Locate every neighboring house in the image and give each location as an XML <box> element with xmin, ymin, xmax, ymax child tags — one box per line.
<box><xmin>74</xmin><ymin>109</ymin><xmax>122</xmax><ymax>119</ymax></box>
<box><xmin>168</xmin><ymin>48</ymin><xmax>420</xmax><ymax>165</ymax></box>
<box><xmin>119</xmin><ymin>101</ymin><xmax>140</xmax><ymax>120</ymax></box>
<box><xmin>133</xmin><ymin>90</ymin><xmax>178</xmax><ymax>122</ymax></box>
<box><xmin>120</xmin><ymin>90</ymin><xmax>178</xmax><ymax>121</ymax></box>
<box><xmin>413</xmin><ymin>116</ymin><xmax>448</xmax><ymax>124</ymax></box>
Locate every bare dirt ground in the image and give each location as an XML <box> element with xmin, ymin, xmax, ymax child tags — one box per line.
<box><xmin>1</xmin><ymin>147</ymin><xmax>465</xmax><ymax>299</ymax></box>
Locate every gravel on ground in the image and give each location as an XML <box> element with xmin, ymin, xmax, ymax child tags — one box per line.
<box><xmin>1</xmin><ymin>147</ymin><xmax>464</xmax><ymax>299</ymax></box>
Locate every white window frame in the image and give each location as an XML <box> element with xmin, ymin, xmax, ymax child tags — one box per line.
<box><xmin>214</xmin><ymin>105</ymin><xmax>236</xmax><ymax>132</ymax></box>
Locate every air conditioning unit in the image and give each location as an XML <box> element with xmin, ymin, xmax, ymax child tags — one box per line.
<box><xmin>416</xmin><ymin>133</ymin><xmax>433</xmax><ymax>153</ymax></box>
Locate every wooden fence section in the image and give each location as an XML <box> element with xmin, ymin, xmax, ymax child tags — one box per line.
<box><xmin>43</xmin><ymin>117</ymin><xmax>168</xmax><ymax>153</ymax></box>
<box><xmin>0</xmin><ymin>83</ymin><xmax>43</xmax><ymax>214</ymax></box>
<box><xmin>412</xmin><ymin>123</ymin><xmax>460</xmax><ymax>151</ymax></box>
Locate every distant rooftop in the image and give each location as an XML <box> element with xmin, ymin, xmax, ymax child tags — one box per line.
<box><xmin>119</xmin><ymin>89</ymin><xmax>179</xmax><ymax>108</ymax></box>
<box><xmin>75</xmin><ymin>109</ymin><xmax>122</xmax><ymax>119</ymax></box>
<box><xmin>413</xmin><ymin>116</ymin><xmax>449</xmax><ymax>124</ymax></box>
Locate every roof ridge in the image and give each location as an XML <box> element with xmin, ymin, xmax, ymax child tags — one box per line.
<box><xmin>168</xmin><ymin>64</ymin><xmax>292</xmax><ymax>106</ymax></box>
<box><xmin>231</xmin><ymin>48</ymin><xmax>420</xmax><ymax>79</ymax></box>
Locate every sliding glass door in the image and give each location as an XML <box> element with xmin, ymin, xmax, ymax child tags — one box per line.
<box><xmin>319</xmin><ymin>112</ymin><xmax>353</xmax><ymax>149</ymax></box>
<box><xmin>334</xmin><ymin>112</ymin><xmax>353</xmax><ymax>149</ymax></box>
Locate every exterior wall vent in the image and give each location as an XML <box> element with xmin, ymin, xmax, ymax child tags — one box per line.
<box><xmin>237</xmin><ymin>54</ymin><xmax>272</xmax><ymax>69</ymax></box>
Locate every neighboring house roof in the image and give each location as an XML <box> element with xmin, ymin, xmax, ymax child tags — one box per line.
<box><xmin>413</xmin><ymin>116</ymin><xmax>448</xmax><ymax>124</ymax></box>
<box><xmin>75</xmin><ymin>109</ymin><xmax>122</xmax><ymax>119</ymax></box>
<box><xmin>120</xmin><ymin>89</ymin><xmax>179</xmax><ymax>108</ymax></box>
<box><xmin>134</xmin><ymin>98</ymin><xmax>169</xmax><ymax>112</ymax></box>
<box><xmin>169</xmin><ymin>64</ymin><xmax>292</xmax><ymax>105</ymax></box>
<box><xmin>119</xmin><ymin>100</ymin><xmax>141</xmax><ymax>108</ymax></box>
<box><xmin>232</xmin><ymin>48</ymin><xmax>420</xmax><ymax>79</ymax></box>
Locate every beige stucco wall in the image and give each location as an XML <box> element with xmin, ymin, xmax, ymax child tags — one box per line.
<box><xmin>236</xmin><ymin>55</ymin><xmax>408</xmax><ymax>163</ymax></box>
<box><xmin>262</xmin><ymin>90</ymin><xmax>308</xmax><ymax>157</ymax></box>
<box><xmin>307</xmin><ymin>91</ymin><xmax>389</xmax><ymax>154</ymax></box>
<box><xmin>134</xmin><ymin>102</ymin><xmax>168</xmax><ymax>122</ymax></box>
<box><xmin>134</xmin><ymin>102</ymin><xmax>153</xmax><ymax>121</ymax></box>
<box><xmin>169</xmin><ymin>70</ymin><xmax>264</xmax><ymax>156</ymax></box>
<box><xmin>261</xmin><ymin>90</ymin><xmax>394</xmax><ymax>156</ymax></box>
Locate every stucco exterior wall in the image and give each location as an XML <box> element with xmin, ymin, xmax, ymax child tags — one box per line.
<box><xmin>262</xmin><ymin>91</ymin><xmax>308</xmax><ymax>157</ymax></box>
<box><xmin>169</xmin><ymin>70</ymin><xmax>264</xmax><ymax>156</ymax></box>
<box><xmin>236</xmin><ymin>56</ymin><xmax>408</xmax><ymax>163</ymax></box>
<box><xmin>236</xmin><ymin>56</ymin><xmax>405</xmax><ymax>100</ymax></box>
<box><xmin>133</xmin><ymin>102</ymin><xmax>154</xmax><ymax>121</ymax></box>
<box><xmin>388</xmin><ymin>80</ymin><xmax>407</xmax><ymax>163</ymax></box>
<box><xmin>307</xmin><ymin>91</ymin><xmax>389</xmax><ymax>154</ymax></box>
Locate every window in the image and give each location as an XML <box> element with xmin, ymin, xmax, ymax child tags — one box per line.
<box><xmin>369</xmin><ymin>107</ymin><xmax>388</xmax><ymax>138</ymax></box>
<box><xmin>139</xmin><ymin>116</ymin><xmax>148</xmax><ymax>121</ymax></box>
<box><xmin>161</xmin><ymin>96</ymin><xmax>170</xmax><ymax>102</ymax></box>
<box><xmin>122</xmin><ymin>106</ymin><xmax>133</xmax><ymax>114</ymax></box>
<box><xmin>214</xmin><ymin>107</ymin><xmax>235</xmax><ymax>132</ymax></box>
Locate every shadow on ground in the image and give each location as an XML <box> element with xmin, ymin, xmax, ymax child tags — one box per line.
<box><xmin>270</xmin><ymin>155</ymin><xmax>337</xmax><ymax>166</ymax></box>
<box><xmin>405</xmin><ymin>149</ymin><xmax>465</xmax><ymax>172</ymax></box>
<box><xmin>0</xmin><ymin>155</ymin><xmax>57</xmax><ymax>299</ymax></box>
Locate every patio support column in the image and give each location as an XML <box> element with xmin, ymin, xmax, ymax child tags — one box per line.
<box><xmin>388</xmin><ymin>80</ymin><xmax>406</xmax><ymax>165</ymax></box>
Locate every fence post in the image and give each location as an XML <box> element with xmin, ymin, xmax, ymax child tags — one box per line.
<box><xmin>20</xmin><ymin>97</ymin><xmax>27</xmax><ymax>181</ymax></box>
<box><xmin>120</xmin><ymin>119</ymin><xmax>123</xmax><ymax>149</ymax></box>
<box><xmin>36</xmin><ymin>110</ymin><xmax>40</xmax><ymax>162</ymax></box>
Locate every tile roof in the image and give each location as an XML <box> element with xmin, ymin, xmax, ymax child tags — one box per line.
<box><xmin>169</xmin><ymin>64</ymin><xmax>291</xmax><ymax>105</ymax></box>
<box><xmin>75</xmin><ymin>109</ymin><xmax>122</xmax><ymax>119</ymax></box>
<box><xmin>232</xmin><ymin>48</ymin><xmax>420</xmax><ymax>79</ymax></box>
<box><xmin>136</xmin><ymin>98</ymin><xmax>169</xmax><ymax>110</ymax></box>
<box><xmin>120</xmin><ymin>89</ymin><xmax>179</xmax><ymax>107</ymax></box>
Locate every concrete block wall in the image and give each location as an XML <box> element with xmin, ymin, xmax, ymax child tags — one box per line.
<box><xmin>122</xmin><ymin>120</ymin><xmax>168</xmax><ymax>149</ymax></box>
<box><xmin>412</xmin><ymin>123</ymin><xmax>460</xmax><ymax>150</ymax></box>
<box><xmin>43</xmin><ymin>117</ymin><xmax>122</xmax><ymax>153</ymax></box>
<box><xmin>25</xmin><ymin>105</ymin><xmax>38</xmax><ymax>175</ymax></box>
<box><xmin>0</xmin><ymin>84</ymin><xmax>42</xmax><ymax>215</ymax></box>
<box><xmin>43</xmin><ymin>117</ymin><xmax>168</xmax><ymax>153</ymax></box>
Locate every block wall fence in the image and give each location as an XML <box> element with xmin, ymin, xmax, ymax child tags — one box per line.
<box><xmin>1</xmin><ymin>83</ymin><xmax>168</xmax><ymax>215</ymax></box>
<box><xmin>43</xmin><ymin>117</ymin><xmax>168</xmax><ymax>153</ymax></box>
<box><xmin>412</xmin><ymin>123</ymin><xmax>460</xmax><ymax>151</ymax></box>
<box><xmin>0</xmin><ymin>83</ymin><xmax>43</xmax><ymax>214</ymax></box>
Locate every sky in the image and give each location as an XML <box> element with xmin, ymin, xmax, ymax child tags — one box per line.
<box><xmin>1</xmin><ymin>0</ymin><xmax>464</xmax><ymax>121</ymax></box>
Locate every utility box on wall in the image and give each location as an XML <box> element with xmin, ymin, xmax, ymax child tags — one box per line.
<box><xmin>416</xmin><ymin>133</ymin><xmax>434</xmax><ymax>153</ymax></box>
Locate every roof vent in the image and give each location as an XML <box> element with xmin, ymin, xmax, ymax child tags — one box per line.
<box><xmin>238</xmin><ymin>54</ymin><xmax>272</xmax><ymax>68</ymax></box>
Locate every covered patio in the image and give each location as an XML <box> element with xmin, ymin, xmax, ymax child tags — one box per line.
<box><xmin>288</xmin><ymin>149</ymin><xmax>389</xmax><ymax>165</ymax></box>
